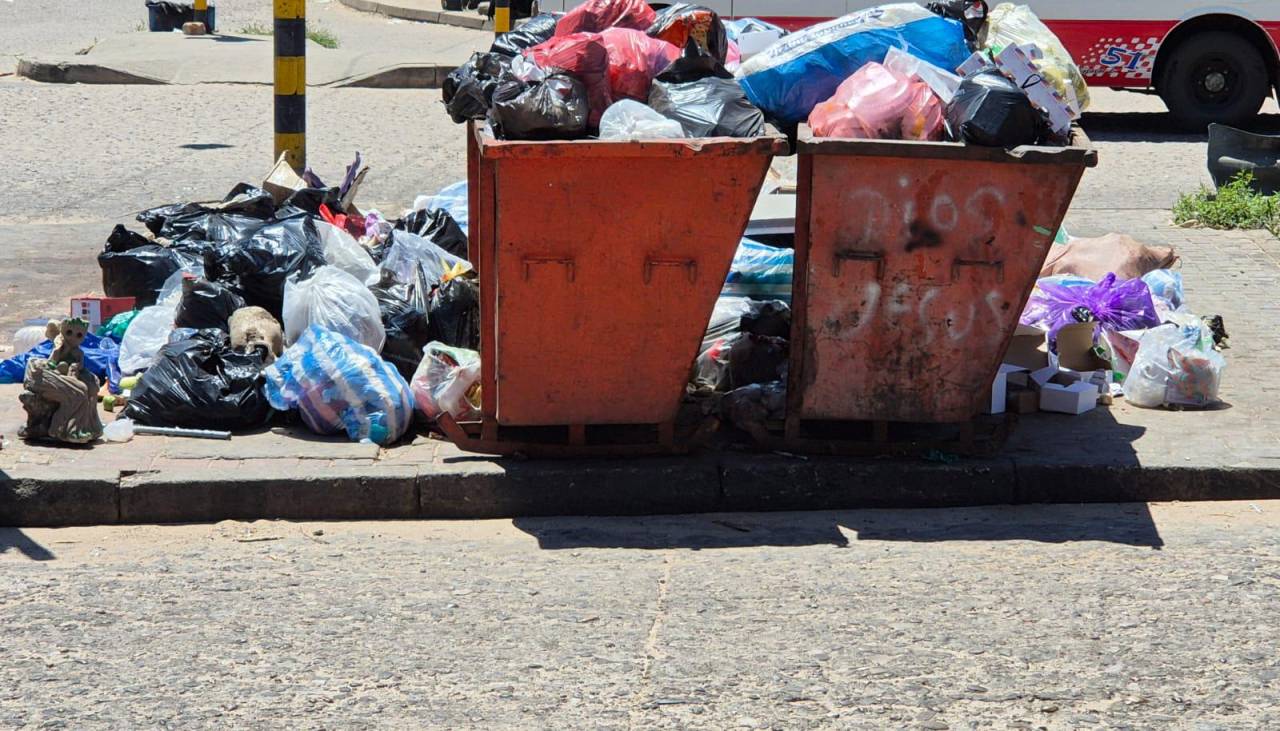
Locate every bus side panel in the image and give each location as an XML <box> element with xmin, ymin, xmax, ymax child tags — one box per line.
<box><xmin>1047</xmin><ymin>20</ymin><xmax>1177</xmax><ymax>88</ymax></box>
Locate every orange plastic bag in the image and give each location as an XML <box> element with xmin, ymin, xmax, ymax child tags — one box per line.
<box><xmin>808</xmin><ymin>61</ymin><xmax>944</xmax><ymax>141</ymax></box>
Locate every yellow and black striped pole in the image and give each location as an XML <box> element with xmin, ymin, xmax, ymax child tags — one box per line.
<box><xmin>274</xmin><ymin>0</ymin><xmax>306</xmax><ymax>172</ymax></box>
<box><xmin>494</xmin><ymin>0</ymin><xmax>511</xmax><ymax>35</ymax></box>
<box><xmin>193</xmin><ymin>0</ymin><xmax>208</xmax><ymax>29</ymax></box>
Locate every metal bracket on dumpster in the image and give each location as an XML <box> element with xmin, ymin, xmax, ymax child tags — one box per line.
<box><xmin>832</xmin><ymin>249</ymin><xmax>885</xmax><ymax>279</ymax></box>
<box><xmin>523</xmin><ymin>256</ymin><xmax>576</xmax><ymax>282</ymax></box>
<box><xmin>644</xmin><ymin>257</ymin><xmax>698</xmax><ymax>284</ymax></box>
<box><xmin>951</xmin><ymin>258</ymin><xmax>1004</xmax><ymax>283</ymax></box>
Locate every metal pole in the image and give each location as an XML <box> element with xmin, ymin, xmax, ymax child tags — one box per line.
<box><xmin>193</xmin><ymin>0</ymin><xmax>208</xmax><ymax>28</ymax></box>
<box><xmin>494</xmin><ymin>0</ymin><xmax>511</xmax><ymax>35</ymax></box>
<box><xmin>274</xmin><ymin>0</ymin><xmax>306</xmax><ymax>172</ymax></box>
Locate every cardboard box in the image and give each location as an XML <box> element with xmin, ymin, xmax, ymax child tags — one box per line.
<box><xmin>1039</xmin><ymin>381</ymin><xmax>1097</xmax><ymax>415</ymax></box>
<box><xmin>984</xmin><ymin>363</ymin><xmax>1029</xmax><ymax>415</ymax></box>
<box><xmin>70</xmin><ymin>295</ymin><xmax>135</xmax><ymax>330</ymax></box>
<box><xmin>1056</xmin><ymin>322</ymin><xmax>1109</xmax><ymax>372</ymax></box>
<box><xmin>1004</xmin><ymin>324</ymin><xmax>1050</xmax><ymax>370</ymax></box>
<box><xmin>1006</xmin><ymin>386</ymin><xmax>1040</xmax><ymax>414</ymax></box>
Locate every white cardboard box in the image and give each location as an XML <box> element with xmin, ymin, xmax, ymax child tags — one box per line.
<box><xmin>1039</xmin><ymin>381</ymin><xmax>1097</xmax><ymax>415</ymax></box>
<box><xmin>984</xmin><ymin>363</ymin><xmax>1029</xmax><ymax>415</ymax></box>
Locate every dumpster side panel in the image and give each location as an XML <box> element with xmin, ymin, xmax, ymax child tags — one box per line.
<box><xmin>491</xmin><ymin>152</ymin><xmax>770</xmax><ymax>426</ymax></box>
<box><xmin>798</xmin><ymin>155</ymin><xmax>1084</xmax><ymax>423</ymax></box>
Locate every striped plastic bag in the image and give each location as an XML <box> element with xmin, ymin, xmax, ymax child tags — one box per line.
<box><xmin>263</xmin><ymin>325</ymin><xmax>413</xmax><ymax>445</ymax></box>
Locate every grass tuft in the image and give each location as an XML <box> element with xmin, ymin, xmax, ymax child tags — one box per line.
<box><xmin>1173</xmin><ymin>172</ymin><xmax>1280</xmax><ymax>237</ymax></box>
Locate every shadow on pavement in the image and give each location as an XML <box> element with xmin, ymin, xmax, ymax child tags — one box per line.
<box><xmin>1082</xmin><ymin>110</ymin><xmax>1280</xmax><ymax>142</ymax></box>
<box><xmin>0</xmin><ymin>528</ymin><xmax>57</xmax><ymax>561</ymax></box>
<box><xmin>515</xmin><ymin>503</ymin><xmax>1163</xmax><ymax>551</ymax></box>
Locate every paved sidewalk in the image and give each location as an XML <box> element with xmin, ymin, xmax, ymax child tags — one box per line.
<box><xmin>340</xmin><ymin>0</ymin><xmax>494</xmax><ymax>29</ymax></box>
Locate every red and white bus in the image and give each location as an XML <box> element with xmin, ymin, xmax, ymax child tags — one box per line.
<box><xmin>539</xmin><ymin>1</ymin><xmax>1280</xmax><ymax>127</ymax></box>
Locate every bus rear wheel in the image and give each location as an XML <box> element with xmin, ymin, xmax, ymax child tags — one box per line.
<box><xmin>1159</xmin><ymin>31</ymin><xmax>1270</xmax><ymax>131</ymax></box>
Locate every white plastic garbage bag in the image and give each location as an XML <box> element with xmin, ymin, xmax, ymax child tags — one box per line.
<box><xmin>12</xmin><ymin>325</ymin><xmax>47</xmax><ymax>355</ymax></box>
<box><xmin>282</xmin><ymin>266</ymin><xmax>386</xmax><ymax>352</ymax></box>
<box><xmin>599</xmin><ymin>99</ymin><xmax>686</xmax><ymax>139</ymax></box>
<box><xmin>1124</xmin><ymin>323</ymin><xmax>1225</xmax><ymax>409</ymax></box>
<box><xmin>317</xmin><ymin>220</ymin><xmax>378</xmax><ymax>286</ymax></box>
<box><xmin>118</xmin><ymin>269</ymin><xmax>188</xmax><ymax>374</ymax></box>
<box><xmin>409</xmin><ymin>342</ymin><xmax>481</xmax><ymax>422</ymax></box>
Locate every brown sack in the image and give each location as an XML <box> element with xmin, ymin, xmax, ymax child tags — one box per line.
<box><xmin>1039</xmin><ymin>233</ymin><xmax>1179</xmax><ymax>281</ymax></box>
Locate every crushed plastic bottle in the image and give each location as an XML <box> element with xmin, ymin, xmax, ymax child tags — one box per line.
<box><xmin>103</xmin><ymin>418</ymin><xmax>135</xmax><ymax>443</ymax></box>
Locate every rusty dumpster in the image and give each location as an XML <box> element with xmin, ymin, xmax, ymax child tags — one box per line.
<box><xmin>440</xmin><ymin>122</ymin><xmax>787</xmax><ymax>456</ymax></box>
<box><xmin>787</xmin><ymin>125</ymin><xmax>1097</xmax><ymax>440</ymax></box>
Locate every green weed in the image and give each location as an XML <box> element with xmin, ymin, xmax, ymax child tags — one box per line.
<box><xmin>1173</xmin><ymin>172</ymin><xmax>1280</xmax><ymax>236</ymax></box>
<box><xmin>235</xmin><ymin>22</ymin><xmax>339</xmax><ymax>49</ymax></box>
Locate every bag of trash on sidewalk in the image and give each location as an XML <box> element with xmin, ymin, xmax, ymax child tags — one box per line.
<box><xmin>737</xmin><ymin>4</ymin><xmax>969</xmax><ymax>123</ymax></box>
<box><xmin>317</xmin><ymin>220</ymin><xmax>379</xmax><ymax>285</ymax></box>
<box><xmin>427</xmin><ymin>276</ymin><xmax>481</xmax><ymax>350</ymax></box>
<box><xmin>410</xmin><ymin>342</ymin><xmax>482</xmax><ymax>422</ymax></box>
<box><xmin>98</xmin><ymin>225</ymin><xmax>194</xmax><ymax>307</ymax></box>
<box><xmin>282</xmin><ymin>266</ymin><xmax>386</xmax><ymax>352</ymax></box>
<box><xmin>809</xmin><ymin>61</ymin><xmax>945</xmax><ymax>141</ymax></box>
<box><xmin>599</xmin><ymin>99</ymin><xmax>686</xmax><ymax>139</ymax></box>
<box><xmin>1039</xmin><ymin>233</ymin><xmax>1179</xmax><ymax>281</ymax></box>
<box><xmin>380</xmin><ymin>230</ymin><xmax>472</xmax><ymax>288</ymax></box>
<box><xmin>694</xmin><ymin>332</ymin><xmax>789</xmax><ymax>392</ymax></box>
<box><xmin>203</xmin><ymin>213</ymin><xmax>326</xmax><ymax>319</ymax></box>
<box><xmin>12</xmin><ymin>325</ymin><xmax>48</xmax><ymax>355</ymax></box>
<box><xmin>394</xmin><ymin>207</ymin><xmax>468</xmax><ymax>260</ymax></box>
<box><xmin>1124</xmin><ymin>323</ymin><xmax>1226</xmax><ymax>409</ymax></box>
<box><xmin>599</xmin><ymin>27</ymin><xmax>681</xmax><ymax>102</ymax></box>
<box><xmin>646</xmin><ymin>4</ymin><xmax>729</xmax><ymax>62</ymax></box>
<box><xmin>555</xmin><ymin>0</ymin><xmax>656</xmax><ymax>36</ymax></box>
<box><xmin>982</xmin><ymin>2</ymin><xmax>1090</xmax><ymax>115</ymax></box>
<box><xmin>722</xmin><ymin>239</ymin><xmax>793</xmax><ymax>302</ymax></box>
<box><xmin>372</xmin><ymin>273</ymin><xmax>433</xmax><ymax>381</ymax></box>
<box><xmin>718</xmin><ymin>380</ymin><xmax>787</xmax><ymax>433</ymax></box>
<box><xmin>122</xmin><ymin>330</ymin><xmax>274</xmax><ymax>431</ymax></box>
<box><xmin>264</xmin><ymin>325</ymin><xmax>414</xmax><ymax>445</ymax></box>
<box><xmin>649</xmin><ymin>62</ymin><xmax>765</xmax><ymax>137</ymax></box>
<box><xmin>1020</xmin><ymin>272</ymin><xmax>1163</xmax><ymax>345</ymax></box>
<box><xmin>490</xmin><ymin>73</ymin><xmax>591</xmax><ymax>140</ymax></box>
<box><xmin>945</xmin><ymin>70</ymin><xmax>1044</xmax><ymax>147</ymax></box>
<box><xmin>443</xmin><ymin>52</ymin><xmax>523</xmax><ymax>124</ymax></box>
<box><xmin>527</xmin><ymin>33</ymin><xmax>614</xmax><ymax>128</ymax></box>
<box><xmin>174</xmin><ymin>276</ymin><xmax>247</xmax><ymax>331</ymax></box>
<box><xmin>118</xmin><ymin>272</ymin><xmax>189</xmax><ymax>374</ymax></box>
<box><xmin>491</xmin><ymin>13</ymin><xmax>559</xmax><ymax>57</ymax></box>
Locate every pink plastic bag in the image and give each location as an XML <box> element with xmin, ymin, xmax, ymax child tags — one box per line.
<box><xmin>528</xmin><ymin>33</ymin><xmax>614</xmax><ymax>128</ymax></box>
<box><xmin>808</xmin><ymin>62</ymin><xmax>945</xmax><ymax>141</ymax></box>
<box><xmin>598</xmin><ymin>28</ymin><xmax>680</xmax><ymax>102</ymax></box>
<box><xmin>555</xmin><ymin>0</ymin><xmax>656</xmax><ymax>36</ymax></box>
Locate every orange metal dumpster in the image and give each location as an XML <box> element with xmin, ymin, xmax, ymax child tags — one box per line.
<box><xmin>788</xmin><ymin>126</ymin><xmax>1097</xmax><ymax>434</ymax></box>
<box><xmin>440</xmin><ymin>122</ymin><xmax>787</xmax><ymax>455</ymax></box>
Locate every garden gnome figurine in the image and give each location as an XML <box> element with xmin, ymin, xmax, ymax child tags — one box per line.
<box><xmin>19</xmin><ymin>318</ymin><xmax>103</xmax><ymax>444</ymax></box>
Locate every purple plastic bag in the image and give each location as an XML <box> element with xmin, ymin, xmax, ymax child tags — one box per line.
<box><xmin>1021</xmin><ymin>273</ymin><xmax>1162</xmax><ymax>344</ymax></box>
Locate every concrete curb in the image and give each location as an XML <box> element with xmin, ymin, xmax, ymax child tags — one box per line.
<box><xmin>16</xmin><ymin>59</ymin><xmax>167</xmax><ymax>85</ymax></box>
<box><xmin>15</xmin><ymin>58</ymin><xmax>454</xmax><ymax>89</ymax></box>
<box><xmin>5</xmin><ymin>455</ymin><xmax>1280</xmax><ymax>527</ymax></box>
<box><xmin>338</xmin><ymin>0</ymin><xmax>493</xmax><ymax>30</ymax></box>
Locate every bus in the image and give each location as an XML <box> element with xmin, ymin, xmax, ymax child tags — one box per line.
<box><xmin>537</xmin><ymin>1</ymin><xmax>1280</xmax><ymax>127</ymax></box>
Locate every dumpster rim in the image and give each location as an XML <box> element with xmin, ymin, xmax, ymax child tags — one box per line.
<box><xmin>796</xmin><ymin>124</ymin><xmax>1098</xmax><ymax>168</ymax></box>
<box><xmin>474</xmin><ymin>123</ymin><xmax>790</xmax><ymax>159</ymax></box>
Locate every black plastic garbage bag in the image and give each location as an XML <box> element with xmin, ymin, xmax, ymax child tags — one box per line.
<box><xmin>443</xmin><ymin>52</ymin><xmax>523</xmax><ymax>124</ymax></box>
<box><xmin>427</xmin><ymin>277</ymin><xmax>480</xmax><ymax>350</ymax></box>
<box><xmin>927</xmin><ymin>0</ymin><xmax>988</xmax><ymax>46</ymax></box>
<box><xmin>703</xmin><ymin>299</ymin><xmax>790</xmax><ymax>346</ymax></box>
<box><xmin>104</xmin><ymin>223</ymin><xmax>152</xmax><ymax>253</ymax></box>
<box><xmin>372</xmin><ymin>269</ymin><xmax>433</xmax><ymax>380</ymax></box>
<box><xmin>122</xmin><ymin>331</ymin><xmax>273</xmax><ymax>431</ymax></box>
<box><xmin>694</xmin><ymin>332</ymin><xmax>788</xmax><ymax>392</ymax></box>
<box><xmin>945</xmin><ymin>70</ymin><xmax>1044</xmax><ymax>147</ymax></box>
<box><xmin>98</xmin><ymin>228</ymin><xmax>186</xmax><ymax>307</ymax></box>
<box><xmin>491</xmin><ymin>13</ymin><xmax>558</xmax><ymax>57</ymax></box>
<box><xmin>649</xmin><ymin>71</ymin><xmax>765</xmax><ymax>138</ymax></box>
<box><xmin>395</xmin><ymin>207</ymin><xmax>468</xmax><ymax>260</ymax></box>
<box><xmin>203</xmin><ymin>213</ymin><xmax>325</xmax><ymax>319</ymax></box>
<box><xmin>647</xmin><ymin>4</ymin><xmax>729</xmax><ymax>63</ymax></box>
<box><xmin>137</xmin><ymin>183</ymin><xmax>275</xmax><ymax>241</ymax></box>
<box><xmin>279</xmin><ymin>187</ymin><xmax>343</xmax><ymax>217</ymax></box>
<box><xmin>174</xmin><ymin>277</ymin><xmax>247</xmax><ymax>331</ymax></box>
<box><xmin>489</xmin><ymin>73</ymin><xmax>590</xmax><ymax>140</ymax></box>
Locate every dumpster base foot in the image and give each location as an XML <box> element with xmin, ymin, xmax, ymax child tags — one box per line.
<box><xmin>437</xmin><ymin>414</ymin><xmax>719</xmax><ymax>458</ymax></box>
<box><xmin>739</xmin><ymin>414</ymin><xmax>1015</xmax><ymax>458</ymax></box>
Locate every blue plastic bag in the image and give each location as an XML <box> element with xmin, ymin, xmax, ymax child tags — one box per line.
<box><xmin>722</xmin><ymin>238</ymin><xmax>793</xmax><ymax>302</ymax></box>
<box><xmin>736</xmin><ymin>4</ymin><xmax>968</xmax><ymax>123</ymax></box>
<box><xmin>419</xmin><ymin>180</ymin><xmax>469</xmax><ymax>236</ymax></box>
<box><xmin>263</xmin><ymin>325</ymin><xmax>413</xmax><ymax>446</ymax></box>
<box><xmin>1141</xmin><ymin>269</ymin><xmax>1184</xmax><ymax>313</ymax></box>
<box><xmin>0</xmin><ymin>332</ymin><xmax>121</xmax><ymax>391</ymax></box>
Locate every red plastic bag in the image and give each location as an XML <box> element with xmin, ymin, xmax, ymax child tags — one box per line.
<box><xmin>555</xmin><ymin>0</ymin><xmax>656</xmax><ymax>36</ymax></box>
<box><xmin>809</xmin><ymin>62</ymin><xmax>945</xmax><ymax>141</ymax></box>
<box><xmin>598</xmin><ymin>28</ymin><xmax>680</xmax><ymax>102</ymax></box>
<box><xmin>528</xmin><ymin>33</ymin><xmax>614</xmax><ymax>128</ymax></box>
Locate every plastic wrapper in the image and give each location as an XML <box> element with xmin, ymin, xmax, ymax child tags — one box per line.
<box><xmin>649</xmin><ymin>72</ymin><xmax>765</xmax><ymax>138</ymax></box>
<box><xmin>491</xmin><ymin>13</ymin><xmax>559</xmax><ymax>57</ymax></box>
<box><xmin>1124</xmin><ymin>323</ymin><xmax>1225</xmax><ymax>409</ymax></box>
<box><xmin>809</xmin><ymin>61</ymin><xmax>945</xmax><ymax>141</ymax></box>
<box><xmin>174</xmin><ymin>277</ymin><xmax>247</xmax><ymax>331</ymax></box>
<box><xmin>380</xmin><ymin>230</ymin><xmax>472</xmax><ymax>288</ymax></box>
<box><xmin>282</xmin><ymin>266</ymin><xmax>386</xmax><ymax>352</ymax></box>
<box><xmin>722</xmin><ymin>239</ymin><xmax>793</xmax><ymax>302</ymax></box>
<box><xmin>527</xmin><ymin>33</ymin><xmax>613</xmax><ymax>128</ymax></box>
<box><xmin>646</xmin><ymin>4</ymin><xmax>728</xmax><ymax>62</ymax></box>
<box><xmin>394</xmin><ymin>207</ymin><xmax>468</xmax><ymax>259</ymax></box>
<box><xmin>203</xmin><ymin>213</ymin><xmax>326</xmax><ymax>319</ymax></box>
<box><xmin>122</xmin><ymin>331</ymin><xmax>273</xmax><ymax>431</ymax></box>
<box><xmin>96</xmin><ymin>311</ymin><xmax>139</xmax><ymax>342</ymax></box>
<box><xmin>737</xmin><ymin>4</ymin><xmax>969</xmax><ymax>124</ymax></box>
<box><xmin>490</xmin><ymin>73</ymin><xmax>591</xmax><ymax>140</ymax></box>
<box><xmin>694</xmin><ymin>332</ymin><xmax>788</xmax><ymax>392</ymax></box>
<box><xmin>13</xmin><ymin>325</ymin><xmax>48</xmax><ymax>355</ymax></box>
<box><xmin>599</xmin><ymin>99</ymin><xmax>686</xmax><ymax>139</ymax></box>
<box><xmin>410</xmin><ymin>342</ymin><xmax>482</xmax><ymax>422</ymax></box>
<box><xmin>318</xmin><ymin>220</ymin><xmax>379</xmax><ymax>285</ymax></box>
<box><xmin>945</xmin><ymin>70</ymin><xmax>1044</xmax><ymax>147</ymax></box>
<box><xmin>555</xmin><ymin>0</ymin><xmax>655</xmax><ymax>36</ymax></box>
<box><xmin>427</xmin><ymin>277</ymin><xmax>481</xmax><ymax>350</ymax></box>
<box><xmin>1020</xmin><ymin>273</ymin><xmax>1163</xmax><ymax>345</ymax></box>
<box><xmin>263</xmin><ymin>325</ymin><xmax>414</xmax><ymax>446</ymax></box>
<box><xmin>1142</xmin><ymin>270</ymin><xmax>1185</xmax><ymax>318</ymax></box>
<box><xmin>599</xmin><ymin>27</ymin><xmax>681</xmax><ymax>102</ymax></box>
<box><xmin>372</xmin><ymin>274</ymin><xmax>432</xmax><ymax>381</ymax></box>
<box><xmin>702</xmin><ymin>297</ymin><xmax>791</xmax><ymax>353</ymax></box>
<box><xmin>982</xmin><ymin>3</ymin><xmax>1090</xmax><ymax>115</ymax></box>
<box><xmin>0</xmin><ymin>332</ymin><xmax>120</xmax><ymax>388</ymax></box>
<box><xmin>883</xmin><ymin>45</ymin><xmax>962</xmax><ymax>104</ymax></box>
<box><xmin>442</xmin><ymin>52</ymin><xmax>522</xmax><ymax>124</ymax></box>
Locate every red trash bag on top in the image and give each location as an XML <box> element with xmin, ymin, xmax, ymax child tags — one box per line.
<box><xmin>555</xmin><ymin>0</ymin><xmax>657</xmax><ymax>36</ymax></box>
<box><xmin>599</xmin><ymin>28</ymin><xmax>681</xmax><ymax>102</ymax></box>
<box><xmin>809</xmin><ymin>62</ymin><xmax>945</xmax><ymax>141</ymax></box>
<box><xmin>527</xmin><ymin>33</ymin><xmax>614</xmax><ymax>129</ymax></box>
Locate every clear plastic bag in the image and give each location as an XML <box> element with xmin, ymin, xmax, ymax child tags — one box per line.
<box><xmin>599</xmin><ymin>99</ymin><xmax>686</xmax><ymax>139</ymax></box>
<box><xmin>282</xmin><ymin>266</ymin><xmax>386</xmax><ymax>352</ymax></box>
<box><xmin>12</xmin><ymin>325</ymin><xmax>47</xmax><ymax>355</ymax></box>
<box><xmin>380</xmin><ymin>231</ymin><xmax>473</xmax><ymax>288</ymax></box>
<box><xmin>722</xmin><ymin>238</ymin><xmax>793</xmax><ymax>302</ymax></box>
<box><xmin>414</xmin><ymin>180</ymin><xmax>470</xmax><ymax>236</ymax></box>
<box><xmin>982</xmin><ymin>3</ymin><xmax>1090</xmax><ymax>115</ymax></box>
<box><xmin>1124</xmin><ymin>323</ymin><xmax>1225</xmax><ymax>409</ymax></box>
<box><xmin>318</xmin><ymin>220</ymin><xmax>379</xmax><ymax>286</ymax></box>
<box><xmin>118</xmin><ymin>275</ymin><xmax>187</xmax><ymax>375</ymax></box>
<box><xmin>883</xmin><ymin>45</ymin><xmax>961</xmax><ymax>104</ymax></box>
<box><xmin>410</xmin><ymin>342</ymin><xmax>482</xmax><ymax>422</ymax></box>
<box><xmin>809</xmin><ymin>61</ymin><xmax>945</xmax><ymax>141</ymax></box>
